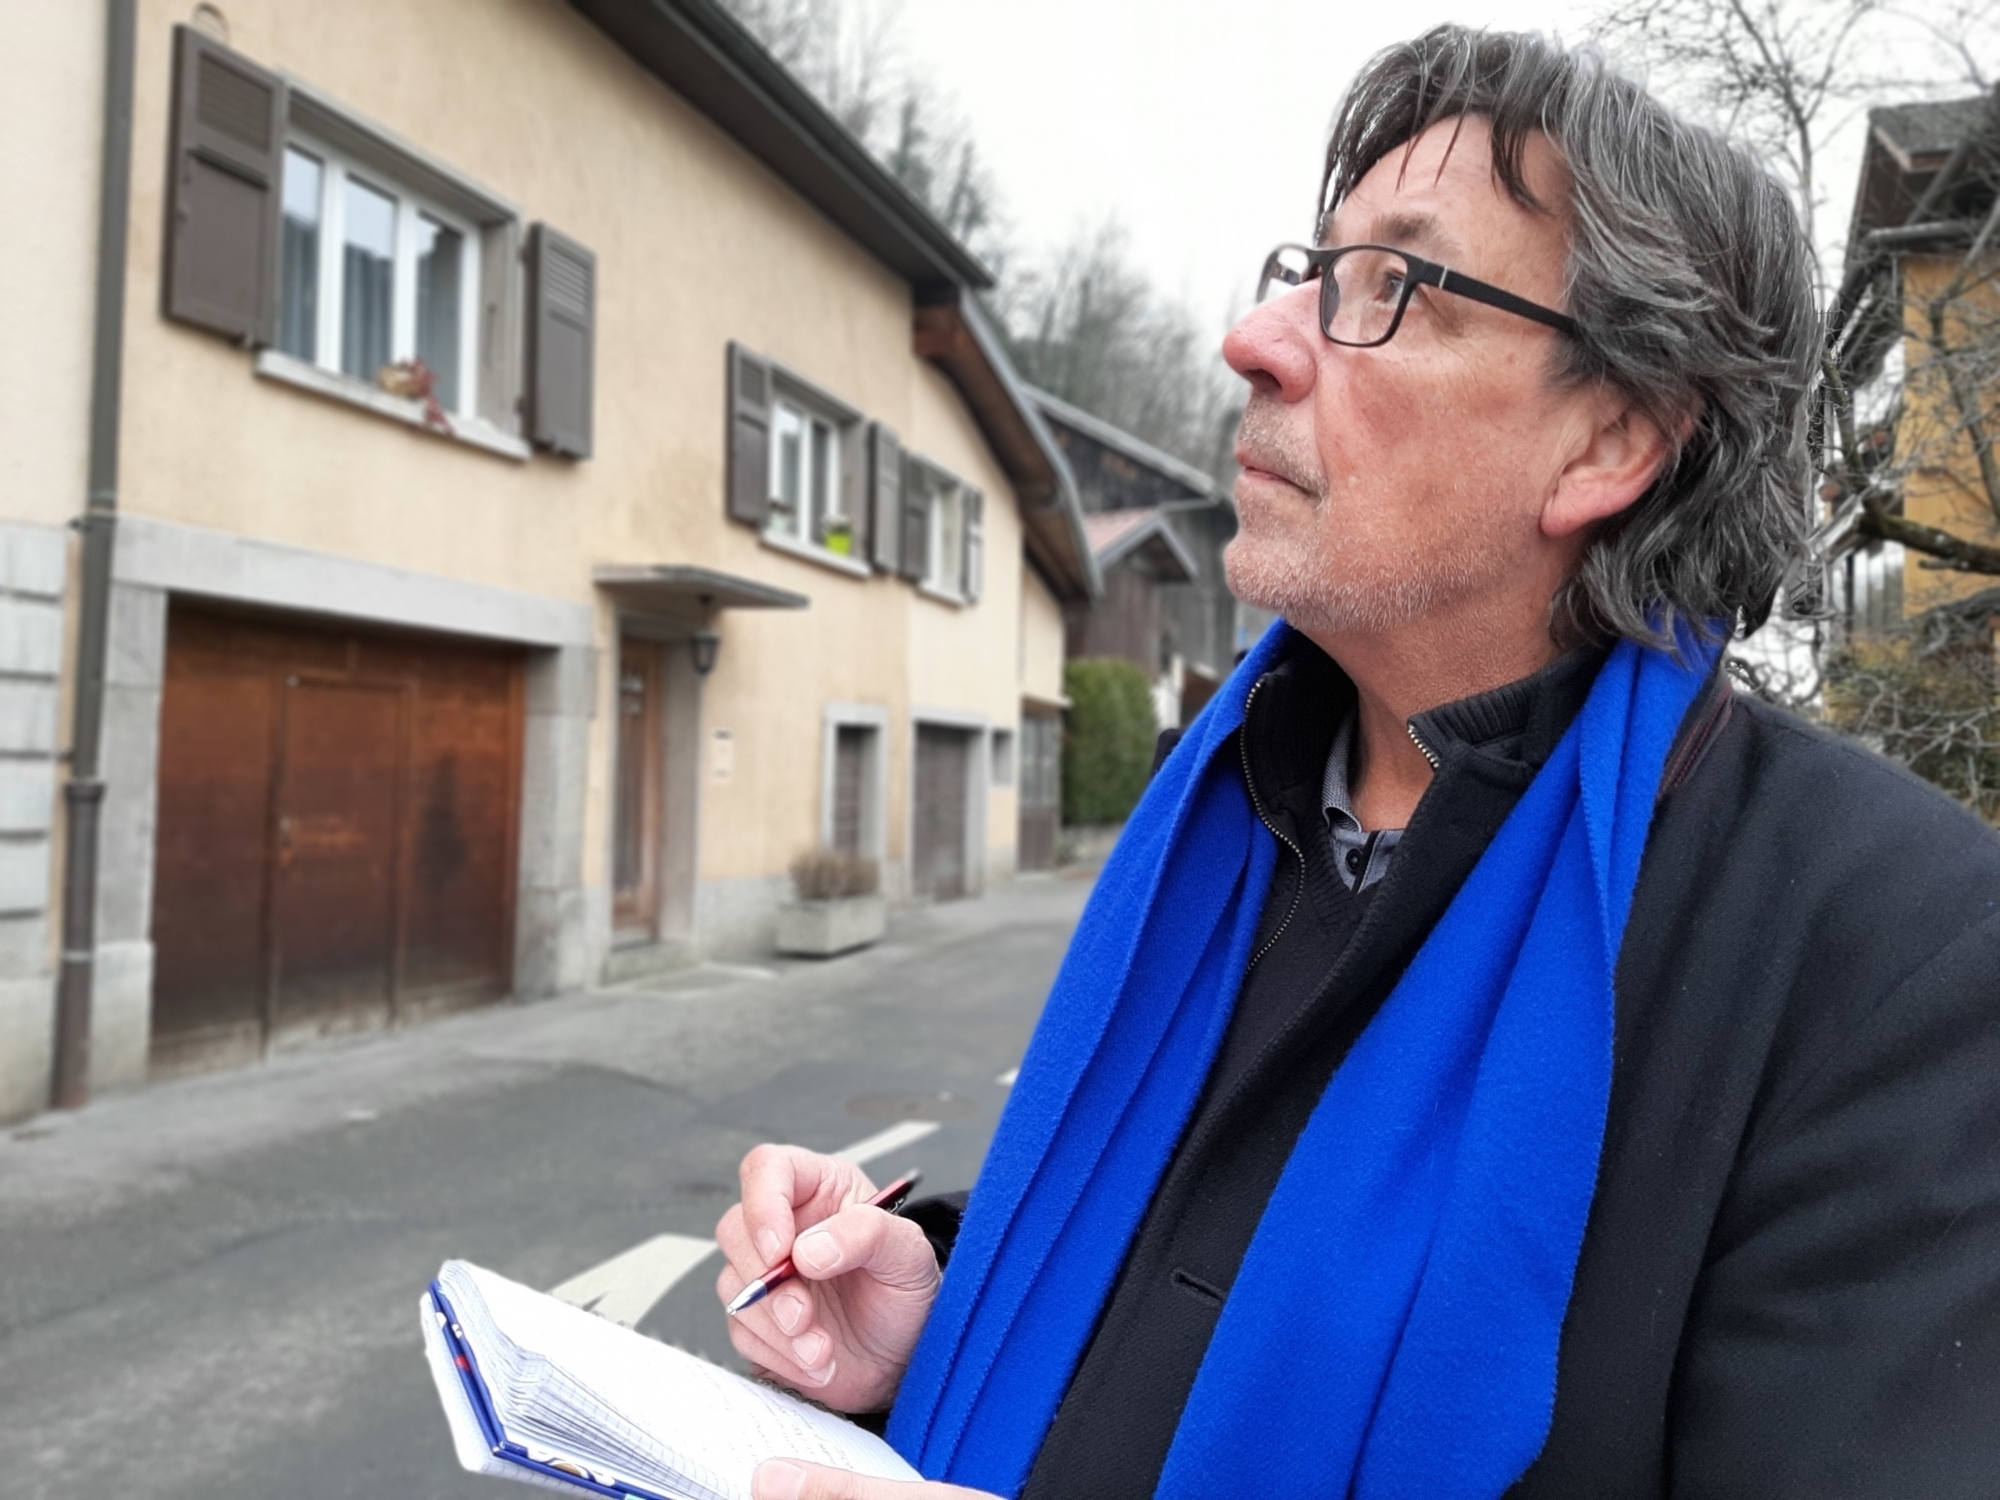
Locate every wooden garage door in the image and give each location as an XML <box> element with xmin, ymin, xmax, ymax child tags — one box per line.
<box><xmin>913</xmin><ymin>724</ymin><xmax>972</xmax><ymax>902</ymax></box>
<box><xmin>150</xmin><ymin>605</ymin><xmax>524</xmax><ymax>1074</ymax></box>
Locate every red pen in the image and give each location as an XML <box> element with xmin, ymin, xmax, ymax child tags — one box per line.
<box><xmin>725</xmin><ymin>1170</ymin><xmax>923</xmax><ymax>1316</ymax></box>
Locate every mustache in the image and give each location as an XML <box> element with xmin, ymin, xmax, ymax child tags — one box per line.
<box><xmin>1234</xmin><ymin>394</ymin><xmax>1325</xmax><ymax>499</ymax></box>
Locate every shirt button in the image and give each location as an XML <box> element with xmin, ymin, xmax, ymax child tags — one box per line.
<box><xmin>1345</xmin><ymin>848</ymin><xmax>1364</xmax><ymax>875</ymax></box>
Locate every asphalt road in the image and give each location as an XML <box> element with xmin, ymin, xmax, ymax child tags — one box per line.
<box><xmin>0</xmin><ymin>874</ymin><xmax>1090</xmax><ymax>1500</ymax></box>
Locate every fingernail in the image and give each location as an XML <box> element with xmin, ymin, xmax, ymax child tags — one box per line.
<box><xmin>756</xmin><ymin>1227</ymin><xmax>782</xmax><ymax>1262</ymax></box>
<box><xmin>794</xmin><ymin>1229</ymin><xmax>839</xmax><ymax>1271</ymax></box>
<box><xmin>792</xmin><ymin>1331</ymin><xmax>827</xmax><ymax>1369</ymax></box>
<box><xmin>754</xmin><ymin>1457</ymin><xmax>809</xmax><ymax>1500</ymax></box>
<box><xmin>772</xmin><ymin>1292</ymin><xmax>804</xmax><ymax>1334</ymax></box>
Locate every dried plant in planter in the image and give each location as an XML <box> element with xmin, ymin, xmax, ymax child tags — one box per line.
<box><xmin>378</xmin><ymin>357</ymin><xmax>454</xmax><ymax>435</ymax></box>
<box><xmin>789</xmin><ymin>848</ymin><xmax>881</xmax><ymax>901</ymax></box>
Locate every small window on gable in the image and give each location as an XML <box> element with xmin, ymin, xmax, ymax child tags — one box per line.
<box><xmin>907</xmin><ymin>458</ymin><xmax>985</xmax><ymax>604</ymax></box>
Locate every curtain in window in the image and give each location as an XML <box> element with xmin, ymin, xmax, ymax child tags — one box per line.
<box><xmin>341</xmin><ymin>177</ymin><xmax>396</xmax><ymax>382</ymax></box>
<box><xmin>278</xmin><ymin>148</ymin><xmax>321</xmax><ymax>361</ymax></box>
<box><xmin>416</xmin><ymin>214</ymin><xmax>463</xmax><ymax>410</ymax></box>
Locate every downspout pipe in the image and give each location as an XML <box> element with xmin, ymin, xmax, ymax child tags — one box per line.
<box><xmin>52</xmin><ymin>0</ymin><xmax>137</xmax><ymax>1110</ymax></box>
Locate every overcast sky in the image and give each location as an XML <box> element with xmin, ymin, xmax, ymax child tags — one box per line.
<box><xmin>889</xmin><ymin>0</ymin><xmax>1907</xmax><ymax>336</ymax></box>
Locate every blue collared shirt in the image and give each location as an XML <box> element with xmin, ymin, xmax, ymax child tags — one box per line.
<box><xmin>1321</xmin><ymin>709</ymin><xmax>1403</xmax><ymax>893</ymax></box>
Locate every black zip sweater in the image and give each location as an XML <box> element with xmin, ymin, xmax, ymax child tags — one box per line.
<box><xmin>908</xmin><ymin>636</ymin><xmax>2000</xmax><ymax>1499</ymax></box>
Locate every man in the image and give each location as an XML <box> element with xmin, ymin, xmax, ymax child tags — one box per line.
<box><xmin>718</xmin><ymin>27</ymin><xmax>2000</xmax><ymax>1500</ymax></box>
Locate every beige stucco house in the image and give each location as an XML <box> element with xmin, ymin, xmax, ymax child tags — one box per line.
<box><xmin>0</xmin><ymin>0</ymin><xmax>1097</xmax><ymax>1120</ymax></box>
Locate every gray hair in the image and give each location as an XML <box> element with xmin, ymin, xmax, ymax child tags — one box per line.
<box><xmin>1320</xmin><ymin>26</ymin><xmax>1818</xmax><ymax>647</ymax></box>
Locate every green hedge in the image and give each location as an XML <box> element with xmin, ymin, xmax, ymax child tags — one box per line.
<box><xmin>1062</xmin><ymin>657</ymin><xmax>1158</xmax><ymax>824</ymax></box>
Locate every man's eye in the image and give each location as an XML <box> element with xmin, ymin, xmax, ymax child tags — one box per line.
<box><xmin>1375</xmin><ymin>271</ymin><xmax>1405</xmax><ymax>302</ymax></box>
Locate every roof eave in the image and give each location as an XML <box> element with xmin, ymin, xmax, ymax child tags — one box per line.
<box><xmin>914</xmin><ymin>293</ymin><xmax>1103</xmax><ymax>603</ymax></box>
<box><xmin>1025</xmin><ymin>385</ymin><xmax>1216</xmax><ymax>497</ymax></box>
<box><xmin>569</xmin><ymin>0</ymin><xmax>992</xmax><ymax>292</ymax></box>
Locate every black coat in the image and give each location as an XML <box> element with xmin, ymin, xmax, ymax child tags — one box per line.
<box><xmin>910</xmin><ymin>638</ymin><xmax>2000</xmax><ymax>1499</ymax></box>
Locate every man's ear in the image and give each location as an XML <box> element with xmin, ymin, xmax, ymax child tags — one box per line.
<box><xmin>1541</xmin><ymin>393</ymin><xmax>1686</xmax><ymax>541</ymax></box>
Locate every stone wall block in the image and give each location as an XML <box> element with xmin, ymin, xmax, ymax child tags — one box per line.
<box><xmin>95</xmin><ymin>681</ymin><xmax>163</xmax><ymax>944</ymax></box>
<box><xmin>106</xmin><ymin>583</ymin><xmax>167</xmax><ymax>688</ymax></box>
<box><xmin>0</xmin><ymin>597</ymin><xmax>64</xmax><ymax>676</ymax></box>
<box><xmin>0</xmin><ymin>759</ymin><xmax>57</xmax><ymax>835</ymax></box>
<box><xmin>0</xmin><ymin>682</ymin><xmax>59</xmax><ymax>755</ymax></box>
<box><xmin>0</xmin><ymin>838</ymin><xmax>52</xmax><ymax>914</ymax></box>
<box><xmin>525</xmin><ymin>644</ymin><xmax>599</xmax><ymax>719</ymax></box>
<box><xmin>0</xmin><ymin>523</ymin><xmax>68</xmax><ymax>600</ymax></box>
<box><xmin>0</xmin><ymin>974</ymin><xmax>54</xmax><ymax>1123</ymax></box>
<box><xmin>89</xmin><ymin>937</ymin><xmax>153</xmax><ymax>1092</ymax></box>
<box><xmin>0</xmin><ymin>912</ymin><xmax>49</xmax><ymax>980</ymax></box>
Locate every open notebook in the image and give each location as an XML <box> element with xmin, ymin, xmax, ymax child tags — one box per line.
<box><xmin>421</xmin><ymin>1260</ymin><xmax>920</xmax><ymax>1500</ymax></box>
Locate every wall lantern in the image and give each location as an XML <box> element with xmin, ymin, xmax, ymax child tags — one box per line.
<box><xmin>690</xmin><ymin>628</ymin><xmax>721</xmax><ymax>677</ymax></box>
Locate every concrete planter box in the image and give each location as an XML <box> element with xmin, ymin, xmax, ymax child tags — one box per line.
<box><xmin>776</xmin><ymin>894</ymin><xmax>886</xmax><ymax>957</ymax></box>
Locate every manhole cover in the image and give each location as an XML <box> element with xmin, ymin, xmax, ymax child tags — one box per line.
<box><xmin>845</xmin><ymin>1090</ymin><xmax>977</xmax><ymax>1121</ymax></box>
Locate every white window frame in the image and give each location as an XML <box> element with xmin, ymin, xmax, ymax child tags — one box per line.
<box><xmin>910</xmin><ymin>458</ymin><xmax>969</xmax><ymax>602</ymax></box>
<box><xmin>283</xmin><ymin>130</ymin><xmax>482</xmax><ymax>420</ymax></box>
<box><xmin>766</xmin><ymin>396</ymin><xmax>842</xmax><ymax>547</ymax></box>
<box><xmin>759</xmin><ymin>370</ymin><xmax>863</xmax><ymax>569</ymax></box>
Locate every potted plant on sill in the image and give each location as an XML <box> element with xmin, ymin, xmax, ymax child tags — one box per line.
<box><xmin>776</xmin><ymin>848</ymin><xmax>885</xmax><ymax>957</ymax></box>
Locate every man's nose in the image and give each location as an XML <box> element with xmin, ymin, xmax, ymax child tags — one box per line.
<box><xmin>1223</xmin><ymin>284</ymin><xmax>1321</xmax><ymax>403</ymax></box>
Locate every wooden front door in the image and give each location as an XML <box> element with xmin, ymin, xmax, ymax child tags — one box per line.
<box><xmin>1017</xmin><ymin>709</ymin><xmax>1060</xmax><ymax>871</ymax></box>
<box><xmin>612</xmin><ymin>637</ymin><xmax>662</xmax><ymax>937</ymax></box>
<box><xmin>151</xmin><ymin>606</ymin><xmax>524</xmax><ymax>1075</ymax></box>
<box><xmin>913</xmin><ymin>724</ymin><xmax>972</xmax><ymax>901</ymax></box>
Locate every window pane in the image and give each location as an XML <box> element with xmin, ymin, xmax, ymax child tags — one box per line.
<box><xmin>415</xmin><ymin>214</ymin><xmax>463</xmax><ymax>411</ymax></box>
<box><xmin>772</xmin><ymin>405</ymin><xmax>805</xmax><ymax>538</ymax></box>
<box><xmin>279</xmin><ymin>149</ymin><xmax>321</xmax><ymax>361</ymax></box>
<box><xmin>931</xmin><ymin>485</ymin><xmax>961</xmax><ymax>589</ymax></box>
<box><xmin>811</xmin><ymin>421</ymin><xmax>835</xmax><ymax>537</ymax></box>
<box><xmin>341</xmin><ymin>176</ymin><xmax>396</xmax><ymax>383</ymax></box>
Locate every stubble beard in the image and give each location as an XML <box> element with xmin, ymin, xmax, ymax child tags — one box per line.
<box><xmin>1225</xmin><ymin>396</ymin><xmax>1487</xmax><ymax>636</ymax></box>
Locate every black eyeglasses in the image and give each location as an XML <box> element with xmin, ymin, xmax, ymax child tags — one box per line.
<box><xmin>1257</xmin><ymin>243</ymin><xmax>1579</xmax><ymax>347</ymax></box>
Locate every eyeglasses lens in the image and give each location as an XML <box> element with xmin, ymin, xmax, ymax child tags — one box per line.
<box><xmin>1323</xmin><ymin>248</ymin><xmax>1408</xmax><ymax>346</ymax></box>
<box><xmin>1256</xmin><ymin>246</ymin><xmax>1412</xmax><ymax>346</ymax></box>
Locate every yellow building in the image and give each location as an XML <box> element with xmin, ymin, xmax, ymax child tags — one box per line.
<box><xmin>1837</xmin><ymin>93</ymin><xmax>2000</xmax><ymax>627</ymax></box>
<box><xmin>0</xmin><ymin>0</ymin><xmax>1097</xmax><ymax>1119</ymax></box>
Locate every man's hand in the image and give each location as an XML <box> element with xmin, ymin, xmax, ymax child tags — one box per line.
<box><xmin>715</xmin><ymin>1144</ymin><xmax>941</xmax><ymax>1413</ymax></box>
<box><xmin>751</xmin><ymin>1459</ymin><xmax>999</xmax><ymax>1500</ymax></box>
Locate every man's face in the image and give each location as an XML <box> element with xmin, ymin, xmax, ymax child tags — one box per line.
<box><xmin>1223</xmin><ymin>115</ymin><xmax>1587</xmax><ymax>638</ymax></box>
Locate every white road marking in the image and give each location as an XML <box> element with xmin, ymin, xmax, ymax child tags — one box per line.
<box><xmin>546</xmin><ymin>1121</ymin><xmax>942</xmax><ymax>1320</ymax></box>
<box><xmin>995</xmin><ymin>1068</ymin><xmax>1018</xmax><ymax>1087</ymax></box>
<box><xmin>549</xmin><ymin>1233</ymin><xmax>719</xmax><ymax>1327</ymax></box>
<box><xmin>831</xmin><ymin>1118</ymin><xmax>940</xmax><ymax>1166</ymax></box>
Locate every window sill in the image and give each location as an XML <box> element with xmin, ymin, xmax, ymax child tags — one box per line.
<box><xmin>918</xmin><ymin>582</ymin><xmax>968</xmax><ymax>609</ymax></box>
<box><xmin>759</xmin><ymin>530</ymin><xmax>872</xmax><ymax>579</ymax></box>
<box><xmin>253</xmin><ymin>350</ymin><xmax>532</xmax><ymax>462</ymax></box>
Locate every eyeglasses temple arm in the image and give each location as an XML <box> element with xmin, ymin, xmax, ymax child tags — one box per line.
<box><xmin>1434</xmin><ymin>265</ymin><xmax>1579</xmax><ymax>336</ymax></box>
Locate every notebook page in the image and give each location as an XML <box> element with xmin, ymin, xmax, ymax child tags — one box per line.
<box><xmin>449</xmin><ymin>1262</ymin><xmax>919</xmax><ymax>1498</ymax></box>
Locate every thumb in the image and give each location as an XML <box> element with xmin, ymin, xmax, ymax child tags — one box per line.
<box><xmin>752</xmin><ymin>1458</ymin><xmax>997</xmax><ymax>1500</ymax></box>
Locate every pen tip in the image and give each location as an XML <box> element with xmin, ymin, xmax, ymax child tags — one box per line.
<box><xmin>726</xmin><ymin>1280</ymin><xmax>767</xmax><ymax>1317</ymax></box>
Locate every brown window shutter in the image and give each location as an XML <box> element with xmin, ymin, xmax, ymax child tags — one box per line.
<box><xmin>898</xmin><ymin>455</ymin><xmax>929</xmax><ymax>583</ymax></box>
<box><xmin>726</xmin><ymin>343</ymin><xmax>773</xmax><ymax>526</ymax></box>
<box><xmin>868</xmin><ymin>422</ymin><xmax>902</xmax><ymax>571</ymax></box>
<box><xmin>962</xmin><ymin>487</ymin><xmax>984</xmax><ymax>603</ymax></box>
<box><xmin>524</xmin><ymin>223</ymin><xmax>595</xmax><ymax>457</ymax></box>
<box><xmin>163</xmin><ymin>24</ymin><xmax>286</xmax><ymax>344</ymax></box>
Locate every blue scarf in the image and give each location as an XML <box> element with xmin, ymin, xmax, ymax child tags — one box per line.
<box><xmin>888</xmin><ymin>622</ymin><xmax>1714</xmax><ymax>1499</ymax></box>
